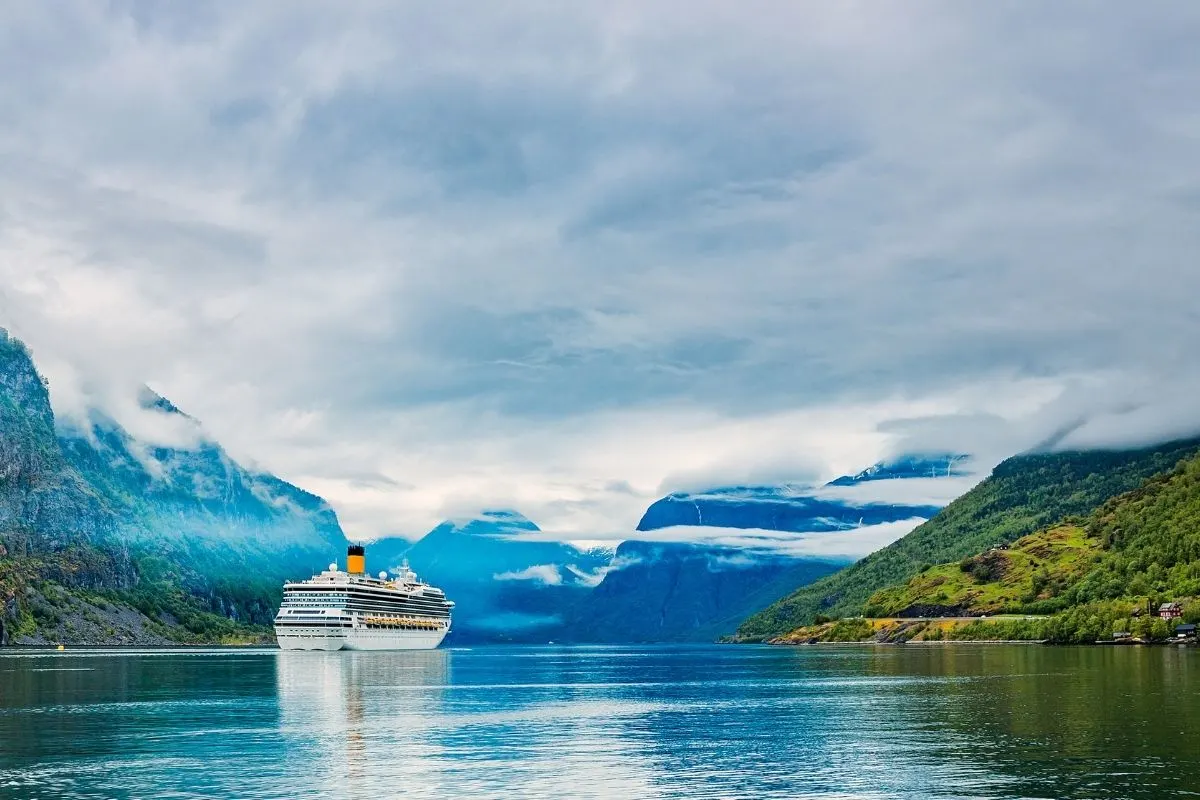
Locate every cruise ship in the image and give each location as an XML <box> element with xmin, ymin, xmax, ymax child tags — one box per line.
<box><xmin>274</xmin><ymin>545</ymin><xmax>453</xmax><ymax>651</ymax></box>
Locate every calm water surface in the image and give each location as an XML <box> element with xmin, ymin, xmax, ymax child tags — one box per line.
<box><xmin>1</xmin><ymin>644</ymin><xmax>1199</xmax><ymax>799</ymax></box>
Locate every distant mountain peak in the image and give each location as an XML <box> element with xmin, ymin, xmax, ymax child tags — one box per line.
<box><xmin>445</xmin><ymin>509</ymin><xmax>540</xmax><ymax>534</ymax></box>
<box><xmin>825</xmin><ymin>453</ymin><xmax>972</xmax><ymax>487</ymax></box>
<box><xmin>635</xmin><ymin>456</ymin><xmax>964</xmax><ymax>535</ymax></box>
<box><xmin>137</xmin><ymin>385</ymin><xmax>191</xmax><ymax>418</ymax></box>
<box><xmin>0</xmin><ymin>328</ymin><xmax>54</xmax><ymax>429</ymax></box>
<box><xmin>479</xmin><ymin>509</ymin><xmax>534</xmax><ymax>523</ymax></box>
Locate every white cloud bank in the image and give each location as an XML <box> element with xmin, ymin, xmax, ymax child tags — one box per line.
<box><xmin>493</xmin><ymin>565</ymin><xmax>564</xmax><ymax>586</ymax></box>
<box><xmin>613</xmin><ymin>520</ymin><xmax>929</xmax><ymax>560</ymax></box>
<box><xmin>1</xmin><ymin>3</ymin><xmax>1199</xmax><ymax>544</ymax></box>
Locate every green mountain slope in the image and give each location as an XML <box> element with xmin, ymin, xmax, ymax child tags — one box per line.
<box><xmin>735</xmin><ymin>438</ymin><xmax>1200</xmax><ymax>641</ymax></box>
<box><xmin>791</xmin><ymin>450</ymin><xmax>1200</xmax><ymax>645</ymax></box>
<box><xmin>1068</xmin><ymin>454</ymin><xmax>1200</xmax><ymax>604</ymax></box>
<box><xmin>864</xmin><ymin>524</ymin><xmax>1101</xmax><ymax>617</ymax></box>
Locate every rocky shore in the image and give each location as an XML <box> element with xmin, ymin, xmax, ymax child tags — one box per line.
<box><xmin>2</xmin><ymin>582</ymin><xmax>272</xmax><ymax>646</ymax></box>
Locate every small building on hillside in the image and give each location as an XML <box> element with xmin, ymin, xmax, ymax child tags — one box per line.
<box><xmin>1175</xmin><ymin>623</ymin><xmax>1197</xmax><ymax>639</ymax></box>
<box><xmin>1158</xmin><ymin>602</ymin><xmax>1184</xmax><ymax>620</ymax></box>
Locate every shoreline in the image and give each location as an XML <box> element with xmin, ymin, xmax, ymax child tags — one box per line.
<box><xmin>771</xmin><ymin>639</ymin><xmax>1048</xmax><ymax>646</ymax></box>
<box><xmin>1</xmin><ymin>643</ymin><xmax>276</xmax><ymax>652</ymax></box>
<box><xmin>762</xmin><ymin>638</ymin><xmax>1198</xmax><ymax>648</ymax></box>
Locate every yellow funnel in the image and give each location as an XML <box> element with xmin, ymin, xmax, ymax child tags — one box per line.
<box><xmin>347</xmin><ymin>545</ymin><xmax>365</xmax><ymax>575</ymax></box>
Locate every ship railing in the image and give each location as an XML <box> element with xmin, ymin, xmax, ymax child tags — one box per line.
<box><xmin>362</xmin><ymin>615</ymin><xmax>447</xmax><ymax>630</ymax></box>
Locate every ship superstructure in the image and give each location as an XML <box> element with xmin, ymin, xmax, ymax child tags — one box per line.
<box><xmin>274</xmin><ymin>545</ymin><xmax>453</xmax><ymax>651</ymax></box>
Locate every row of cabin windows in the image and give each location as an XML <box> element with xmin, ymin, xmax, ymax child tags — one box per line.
<box><xmin>281</xmin><ymin>599</ymin><xmax>447</xmax><ymax>610</ymax></box>
<box><xmin>275</xmin><ymin>621</ymin><xmax>443</xmax><ymax>629</ymax></box>
<box><xmin>286</xmin><ymin>586</ymin><xmax>445</xmax><ymax>601</ymax></box>
<box><xmin>282</xmin><ymin>599</ymin><xmax>448</xmax><ymax>613</ymax></box>
<box><xmin>281</xmin><ymin>608</ymin><xmax>449</xmax><ymax>620</ymax></box>
<box><xmin>281</xmin><ymin>597</ymin><xmax>447</xmax><ymax>608</ymax></box>
<box><xmin>282</xmin><ymin>593</ymin><xmax>448</xmax><ymax>606</ymax></box>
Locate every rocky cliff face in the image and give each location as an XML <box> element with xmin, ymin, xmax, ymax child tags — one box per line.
<box><xmin>0</xmin><ymin>329</ymin><xmax>349</xmax><ymax>638</ymax></box>
<box><xmin>0</xmin><ymin>331</ymin><xmax>124</xmax><ymax>552</ymax></box>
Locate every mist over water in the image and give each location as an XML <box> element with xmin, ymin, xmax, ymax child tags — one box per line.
<box><xmin>1</xmin><ymin>645</ymin><xmax>1199</xmax><ymax>799</ymax></box>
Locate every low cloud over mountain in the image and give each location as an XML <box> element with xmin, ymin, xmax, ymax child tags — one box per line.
<box><xmin>1</xmin><ymin>4</ymin><xmax>1198</xmax><ymax>547</ymax></box>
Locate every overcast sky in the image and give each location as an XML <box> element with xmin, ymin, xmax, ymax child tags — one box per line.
<box><xmin>2</xmin><ymin>2</ymin><xmax>1199</xmax><ymax>543</ymax></box>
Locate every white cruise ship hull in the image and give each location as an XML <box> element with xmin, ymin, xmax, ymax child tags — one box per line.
<box><xmin>276</xmin><ymin>626</ymin><xmax>448</xmax><ymax>651</ymax></box>
<box><xmin>275</xmin><ymin>551</ymin><xmax>453</xmax><ymax>652</ymax></box>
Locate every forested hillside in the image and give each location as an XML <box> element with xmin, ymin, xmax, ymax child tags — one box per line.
<box><xmin>736</xmin><ymin>439</ymin><xmax>1200</xmax><ymax>641</ymax></box>
<box><xmin>780</xmin><ymin>452</ymin><xmax>1200</xmax><ymax>645</ymax></box>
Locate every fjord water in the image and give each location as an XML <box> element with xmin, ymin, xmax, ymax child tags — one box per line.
<box><xmin>2</xmin><ymin>646</ymin><xmax>1198</xmax><ymax>799</ymax></box>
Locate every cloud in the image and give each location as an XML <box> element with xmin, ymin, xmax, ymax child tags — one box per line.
<box><xmin>583</xmin><ymin>551</ymin><xmax>645</xmax><ymax>579</ymax></box>
<box><xmin>812</xmin><ymin>477</ymin><xmax>984</xmax><ymax>509</ymax></box>
<box><xmin>1</xmin><ymin>3</ymin><xmax>1199</xmax><ymax>545</ymax></box>
<box><xmin>704</xmin><ymin>552</ymin><xmax>761</xmax><ymax>570</ymax></box>
<box><xmin>563</xmin><ymin>564</ymin><xmax>608</xmax><ymax>587</ymax></box>
<box><xmin>617</xmin><ymin>519</ymin><xmax>930</xmax><ymax>560</ymax></box>
<box><xmin>493</xmin><ymin>564</ymin><xmax>564</xmax><ymax>585</ymax></box>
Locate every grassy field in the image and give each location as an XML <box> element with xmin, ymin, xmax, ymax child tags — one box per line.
<box><xmin>865</xmin><ymin>525</ymin><xmax>1102</xmax><ymax>617</ymax></box>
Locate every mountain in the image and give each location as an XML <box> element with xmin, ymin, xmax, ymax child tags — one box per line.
<box><xmin>637</xmin><ymin>454</ymin><xmax>965</xmax><ymax>534</ymax></box>
<box><xmin>1</xmin><ymin>329</ymin><xmax>349</xmax><ymax>645</ymax></box>
<box><xmin>781</xmin><ymin>450</ymin><xmax>1200</xmax><ymax>645</ymax></box>
<box><xmin>365</xmin><ymin>512</ymin><xmax>843</xmax><ymax>644</ymax></box>
<box><xmin>825</xmin><ymin>453</ymin><xmax>970</xmax><ymax>486</ymax></box>
<box><xmin>366</xmin><ymin>511</ymin><xmax>611</xmax><ymax>643</ymax></box>
<box><xmin>869</xmin><ymin>451</ymin><xmax>1200</xmax><ymax>618</ymax></box>
<box><xmin>57</xmin><ymin>391</ymin><xmax>346</xmax><ymax>575</ymax></box>
<box><xmin>637</xmin><ymin>487</ymin><xmax>942</xmax><ymax>533</ymax></box>
<box><xmin>735</xmin><ymin>437</ymin><xmax>1200</xmax><ymax>641</ymax></box>
<box><xmin>560</xmin><ymin>454</ymin><xmax>964</xmax><ymax>642</ymax></box>
<box><xmin>563</xmin><ymin>541</ymin><xmax>845</xmax><ymax>642</ymax></box>
<box><xmin>0</xmin><ymin>332</ymin><xmax>124</xmax><ymax>551</ymax></box>
<box><xmin>864</xmin><ymin>524</ymin><xmax>1102</xmax><ymax>618</ymax></box>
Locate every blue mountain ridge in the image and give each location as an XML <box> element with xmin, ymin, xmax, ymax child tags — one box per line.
<box><xmin>366</xmin><ymin>511</ymin><xmax>611</xmax><ymax>643</ymax></box>
<box><xmin>563</xmin><ymin>540</ymin><xmax>848</xmax><ymax>642</ymax></box>
<box><xmin>636</xmin><ymin>454</ymin><xmax>968</xmax><ymax>533</ymax></box>
<box><xmin>359</xmin><ymin>455</ymin><xmax>970</xmax><ymax>642</ymax></box>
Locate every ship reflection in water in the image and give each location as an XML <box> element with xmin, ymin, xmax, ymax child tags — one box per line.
<box><xmin>274</xmin><ymin>647</ymin><xmax>664</xmax><ymax>797</ymax></box>
<box><xmin>277</xmin><ymin>650</ymin><xmax>452</xmax><ymax>792</ymax></box>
